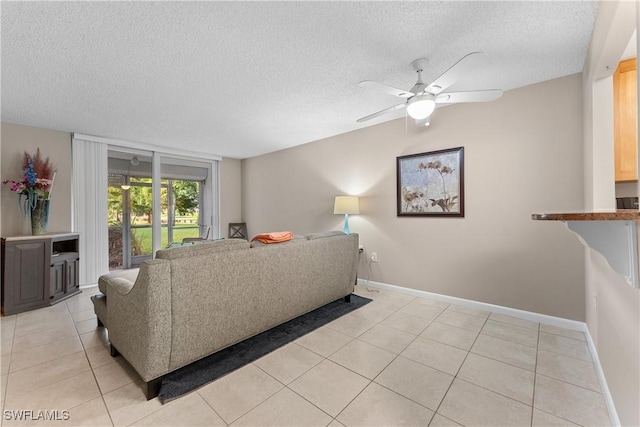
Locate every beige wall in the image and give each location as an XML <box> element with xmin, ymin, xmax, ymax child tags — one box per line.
<box><xmin>220</xmin><ymin>157</ymin><xmax>243</xmax><ymax>238</ymax></box>
<box><xmin>585</xmin><ymin>248</ymin><xmax>640</xmax><ymax>426</ymax></box>
<box><xmin>243</xmin><ymin>73</ymin><xmax>586</xmax><ymax>320</ymax></box>
<box><xmin>1</xmin><ymin>122</ymin><xmax>72</xmax><ymax>237</ymax></box>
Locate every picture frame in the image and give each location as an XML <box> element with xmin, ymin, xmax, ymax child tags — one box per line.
<box><xmin>397</xmin><ymin>147</ymin><xmax>464</xmax><ymax>217</ymax></box>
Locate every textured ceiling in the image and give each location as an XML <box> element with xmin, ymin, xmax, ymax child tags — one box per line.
<box><xmin>2</xmin><ymin>1</ymin><xmax>597</xmax><ymax>159</ymax></box>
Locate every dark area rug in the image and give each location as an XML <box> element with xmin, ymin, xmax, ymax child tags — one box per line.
<box><xmin>158</xmin><ymin>294</ymin><xmax>371</xmax><ymax>403</ymax></box>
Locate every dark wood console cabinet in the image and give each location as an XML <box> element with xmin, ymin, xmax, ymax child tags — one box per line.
<box><xmin>1</xmin><ymin>233</ymin><xmax>81</xmax><ymax>316</ymax></box>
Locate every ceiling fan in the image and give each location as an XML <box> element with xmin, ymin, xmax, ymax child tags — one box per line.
<box><xmin>357</xmin><ymin>52</ymin><xmax>503</xmax><ymax>126</ymax></box>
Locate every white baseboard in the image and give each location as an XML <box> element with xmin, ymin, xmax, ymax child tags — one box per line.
<box><xmin>356</xmin><ymin>279</ymin><xmax>620</xmax><ymax>426</ymax></box>
<box><xmin>583</xmin><ymin>326</ymin><xmax>621</xmax><ymax>427</ymax></box>
<box><xmin>357</xmin><ymin>279</ymin><xmax>585</xmax><ymax>330</ymax></box>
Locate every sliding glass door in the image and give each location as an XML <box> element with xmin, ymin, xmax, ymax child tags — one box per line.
<box><xmin>160</xmin><ymin>155</ymin><xmax>213</xmax><ymax>250</ymax></box>
<box><xmin>107</xmin><ymin>150</ymin><xmax>153</xmax><ymax>269</ymax></box>
<box><xmin>107</xmin><ymin>150</ymin><xmax>217</xmax><ymax>270</ymax></box>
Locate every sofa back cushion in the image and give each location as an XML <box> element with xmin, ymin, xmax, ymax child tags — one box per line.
<box><xmin>156</xmin><ymin>238</ymin><xmax>250</xmax><ymax>260</ymax></box>
<box><xmin>306</xmin><ymin>230</ymin><xmax>345</xmax><ymax>240</ymax></box>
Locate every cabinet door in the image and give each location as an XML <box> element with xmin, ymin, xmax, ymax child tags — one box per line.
<box><xmin>614</xmin><ymin>58</ymin><xmax>638</xmax><ymax>182</ymax></box>
<box><xmin>50</xmin><ymin>261</ymin><xmax>65</xmax><ymax>301</ymax></box>
<box><xmin>2</xmin><ymin>240</ymin><xmax>50</xmax><ymax>315</ymax></box>
<box><xmin>65</xmin><ymin>258</ymin><xmax>80</xmax><ymax>294</ymax></box>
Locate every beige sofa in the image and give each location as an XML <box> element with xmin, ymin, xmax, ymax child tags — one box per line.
<box><xmin>92</xmin><ymin>231</ymin><xmax>358</xmax><ymax>399</ymax></box>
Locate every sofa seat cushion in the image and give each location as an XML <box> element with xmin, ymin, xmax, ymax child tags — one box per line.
<box><xmin>98</xmin><ymin>268</ymin><xmax>140</xmax><ymax>295</ymax></box>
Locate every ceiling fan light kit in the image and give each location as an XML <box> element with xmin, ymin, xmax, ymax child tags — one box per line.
<box><xmin>357</xmin><ymin>52</ymin><xmax>503</xmax><ymax>126</ymax></box>
<box><xmin>407</xmin><ymin>93</ymin><xmax>436</xmax><ymax>120</ymax></box>
<box><xmin>120</xmin><ymin>156</ymin><xmax>139</xmax><ymax>190</ymax></box>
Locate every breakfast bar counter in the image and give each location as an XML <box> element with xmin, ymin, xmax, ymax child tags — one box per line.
<box><xmin>532</xmin><ymin>210</ymin><xmax>640</xmax><ymax>288</ymax></box>
<box><xmin>532</xmin><ymin>210</ymin><xmax>640</xmax><ymax>221</ymax></box>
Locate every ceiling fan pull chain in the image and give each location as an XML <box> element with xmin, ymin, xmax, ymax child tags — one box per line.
<box><xmin>405</xmin><ymin>110</ymin><xmax>408</xmax><ymax>134</ymax></box>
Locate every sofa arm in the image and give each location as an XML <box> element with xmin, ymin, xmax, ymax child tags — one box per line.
<box><xmin>107</xmin><ymin>277</ymin><xmax>136</xmax><ymax>295</ymax></box>
<box><xmin>106</xmin><ymin>259</ymin><xmax>172</xmax><ymax>382</ymax></box>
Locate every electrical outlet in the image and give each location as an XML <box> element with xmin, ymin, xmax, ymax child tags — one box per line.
<box><xmin>371</xmin><ymin>252</ymin><xmax>378</xmax><ymax>262</ymax></box>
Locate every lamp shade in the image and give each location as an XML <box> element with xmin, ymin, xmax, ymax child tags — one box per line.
<box><xmin>334</xmin><ymin>196</ymin><xmax>360</xmax><ymax>215</ymax></box>
<box><xmin>407</xmin><ymin>93</ymin><xmax>436</xmax><ymax>120</ymax></box>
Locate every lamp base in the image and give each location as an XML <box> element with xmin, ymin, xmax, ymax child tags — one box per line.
<box><xmin>343</xmin><ymin>214</ymin><xmax>351</xmax><ymax>235</ymax></box>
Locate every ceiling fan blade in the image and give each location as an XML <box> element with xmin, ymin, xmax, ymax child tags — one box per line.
<box><xmin>356</xmin><ymin>103</ymin><xmax>406</xmax><ymax>123</ymax></box>
<box><xmin>426</xmin><ymin>52</ymin><xmax>488</xmax><ymax>94</ymax></box>
<box><xmin>359</xmin><ymin>81</ymin><xmax>413</xmax><ymax>98</ymax></box>
<box><xmin>436</xmin><ymin>89</ymin><xmax>503</xmax><ymax>104</ymax></box>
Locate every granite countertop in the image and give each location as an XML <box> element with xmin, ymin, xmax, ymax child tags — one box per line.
<box><xmin>532</xmin><ymin>210</ymin><xmax>640</xmax><ymax>221</ymax></box>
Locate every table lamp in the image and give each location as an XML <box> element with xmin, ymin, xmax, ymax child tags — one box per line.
<box><xmin>334</xmin><ymin>196</ymin><xmax>359</xmax><ymax>235</ymax></box>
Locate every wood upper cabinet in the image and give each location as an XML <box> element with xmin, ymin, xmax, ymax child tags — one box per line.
<box><xmin>614</xmin><ymin>57</ymin><xmax>638</xmax><ymax>182</ymax></box>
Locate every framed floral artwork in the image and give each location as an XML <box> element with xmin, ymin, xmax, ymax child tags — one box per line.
<box><xmin>397</xmin><ymin>147</ymin><xmax>464</xmax><ymax>217</ymax></box>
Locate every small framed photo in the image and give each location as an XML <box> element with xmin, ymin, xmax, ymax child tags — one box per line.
<box><xmin>397</xmin><ymin>147</ymin><xmax>464</xmax><ymax>217</ymax></box>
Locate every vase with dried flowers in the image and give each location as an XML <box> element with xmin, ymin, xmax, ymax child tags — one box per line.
<box><xmin>3</xmin><ymin>148</ymin><xmax>57</xmax><ymax>235</ymax></box>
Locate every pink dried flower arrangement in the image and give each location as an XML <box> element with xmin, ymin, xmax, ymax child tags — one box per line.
<box><xmin>3</xmin><ymin>148</ymin><xmax>57</xmax><ymax>215</ymax></box>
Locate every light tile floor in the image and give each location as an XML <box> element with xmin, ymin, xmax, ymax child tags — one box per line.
<box><xmin>0</xmin><ymin>285</ymin><xmax>612</xmax><ymax>426</ymax></box>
